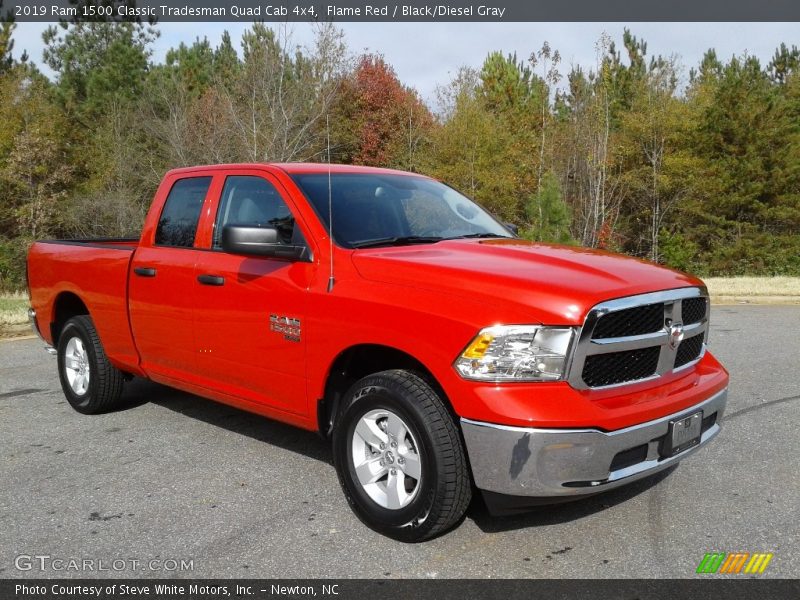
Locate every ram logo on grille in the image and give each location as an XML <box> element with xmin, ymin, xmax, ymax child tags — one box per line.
<box><xmin>667</xmin><ymin>321</ymin><xmax>685</xmax><ymax>350</ymax></box>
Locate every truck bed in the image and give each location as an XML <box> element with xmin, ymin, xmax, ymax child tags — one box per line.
<box><xmin>27</xmin><ymin>238</ymin><xmax>142</xmax><ymax>373</ymax></box>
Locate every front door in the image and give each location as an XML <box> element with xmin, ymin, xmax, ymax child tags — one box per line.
<box><xmin>192</xmin><ymin>173</ymin><xmax>314</xmax><ymax>415</ymax></box>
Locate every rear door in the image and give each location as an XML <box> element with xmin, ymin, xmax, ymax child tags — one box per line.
<box><xmin>191</xmin><ymin>170</ymin><xmax>315</xmax><ymax>415</ymax></box>
<box><xmin>129</xmin><ymin>175</ymin><xmax>214</xmax><ymax>381</ymax></box>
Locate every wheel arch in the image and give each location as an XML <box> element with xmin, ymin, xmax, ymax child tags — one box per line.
<box><xmin>50</xmin><ymin>292</ymin><xmax>90</xmax><ymax>346</ymax></box>
<box><xmin>316</xmin><ymin>343</ymin><xmax>452</xmax><ymax>439</ymax></box>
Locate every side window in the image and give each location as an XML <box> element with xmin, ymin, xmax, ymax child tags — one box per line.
<box><xmin>155</xmin><ymin>177</ymin><xmax>212</xmax><ymax>247</ymax></box>
<box><xmin>213</xmin><ymin>175</ymin><xmax>303</xmax><ymax>248</ymax></box>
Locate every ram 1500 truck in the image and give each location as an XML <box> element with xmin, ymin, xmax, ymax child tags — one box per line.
<box><xmin>27</xmin><ymin>163</ymin><xmax>729</xmax><ymax>541</ymax></box>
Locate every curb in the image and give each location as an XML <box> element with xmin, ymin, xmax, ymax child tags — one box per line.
<box><xmin>0</xmin><ymin>334</ymin><xmax>37</xmax><ymax>343</ymax></box>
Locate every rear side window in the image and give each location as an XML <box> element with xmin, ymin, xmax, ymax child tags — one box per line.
<box><xmin>155</xmin><ymin>177</ymin><xmax>212</xmax><ymax>247</ymax></box>
<box><xmin>213</xmin><ymin>175</ymin><xmax>302</xmax><ymax>248</ymax></box>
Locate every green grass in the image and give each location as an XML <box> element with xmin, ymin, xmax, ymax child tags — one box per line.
<box><xmin>0</xmin><ymin>292</ymin><xmax>29</xmax><ymax>330</ymax></box>
<box><xmin>704</xmin><ymin>277</ymin><xmax>800</xmax><ymax>303</ymax></box>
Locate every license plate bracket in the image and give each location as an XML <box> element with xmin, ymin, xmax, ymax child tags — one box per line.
<box><xmin>661</xmin><ymin>411</ymin><xmax>702</xmax><ymax>457</ymax></box>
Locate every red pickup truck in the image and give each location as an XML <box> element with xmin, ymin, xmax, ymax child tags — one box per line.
<box><xmin>27</xmin><ymin>163</ymin><xmax>728</xmax><ymax>541</ymax></box>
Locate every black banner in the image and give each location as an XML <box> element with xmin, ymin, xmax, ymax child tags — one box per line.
<box><xmin>4</xmin><ymin>0</ymin><xmax>800</xmax><ymax>22</ymax></box>
<box><xmin>2</xmin><ymin>579</ymin><xmax>800</xmax><ymax>600</ymax></box>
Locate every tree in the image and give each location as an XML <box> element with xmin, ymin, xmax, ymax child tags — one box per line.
<box><xmin>604</xmin><ymin>30</ymin><xmax>649</xmax><ymax>119</ymax></box>
<box><xmin>3</xmin><ymin>26</ymin><xmax>800</xmax><ymax>289</ymax></box>
<box><xmin>213</xmin><ymin>30</ymin><xmax>240</xmax><ymax>84</ymax></box>
<box><xmin>0</xmin><ymin>72</ymin><xmax>73</xmax><ymax>240</ymax></box>
<box><xmin>427</xmin><ymin>65</ymin><xmax>530</xmax><ymax>221</ymax></box>
<box><xmin>480</xmin><ymin>51</ymin><xmax>536</xmax><ymax>113</ymax></box>
<box><xmin>164</xmin><ymin>37</ymin><xmax>215</xmax><ymax>98</ymax></box>
<box><xmin>0</xmin><ymin>0</ymin><xmax>26</xmax><ymax>72</ymax></box>
<box><xmin>141</xmin><ymin>32</ymin><xmax>242</xmax><ymax>170</ymax></box>
<box><xmin>554</xmin><ymin>34</ymin><xmax>625</xmax><ymax>248</ymax></box>
<box><xmin>768</xmin><ymin>43</ymin><xmax>800</xmax><ymax>84</ymax></box>
<box><xmin>426</xmin><ymin>68</ymin><xmax>500</xmax><ymax>209</ymax></box>
<box><xmin>333</xmin><ymin>54</ymin><xmax>433</xmax><ymax>169</ymax></box>
<box><xmin>678</xmin><ymin>52</ymin><xmax>800</xmax><ymax>274</ymax></box>
<box><xmin>521</xmin><ymin>172</ymin><xmax>573</xmax><ymax>243</ymax></box>
<box><xmin>530</xmin><ymin>42</ymin><xmax>560</xmax><ymax>186</ymax></box>
<box><xmin>220</xmin><ymin>23</ymin><xmax>347</xmax><ymax>162</ymax></box>
<box><xmin>43</xmin><ymin>21</ymin><xmax>157</xmax><ymax>119</ymax></box>
<box><xmin>617</xmin><ymin>51</ymin><xmax>692</xmax><ymax>261</ymax></box>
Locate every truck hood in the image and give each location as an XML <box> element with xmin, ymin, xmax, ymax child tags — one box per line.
<box><xmin>350</xmin><ymin>238</ymin><xmax>703</xmax><ymax>325</ymax></box>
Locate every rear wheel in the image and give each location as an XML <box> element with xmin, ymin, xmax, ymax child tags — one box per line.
<box><xmin>332</xmin><ymin>369</ymin><xmax>472</xmax><ymax>542</ymax></box>
<box><xmin>57</xmin><ymin>315</ymin><xmax>125</xmax><ymax>414</ymax></box>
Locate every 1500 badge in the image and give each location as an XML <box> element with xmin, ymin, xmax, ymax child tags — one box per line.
<box><xmin>270</xmin><ymin>314</ymin><xmax>301</xmax><ymax>342</ymax></box>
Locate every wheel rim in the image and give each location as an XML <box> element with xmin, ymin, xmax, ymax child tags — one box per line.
<box><xmin>351</xmin><ymin>409</ymin><xmax>422</xmax><ymax>510</ymax></box>
<box><xmin>64</xmin><ymin>336</ymin><xmax>90</xmax><ymax>396</ymax></box>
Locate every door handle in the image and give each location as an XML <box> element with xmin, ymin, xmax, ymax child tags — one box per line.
<box><xmin>197</xmin><ymin>274</ymin><xmax>225</xmax><ymax>286</ymax></box>
<box><xmin>134</xmin><ymin>267</ymin><xmax>157</xmax><ymax>277</ymax></box>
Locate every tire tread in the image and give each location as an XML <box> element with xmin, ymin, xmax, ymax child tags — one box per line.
<box><xmin>335</xmin><ymin>369</ymin><xmax>472</xmax><ymax>541</ymax></box>
<box><xmin>59</xmin><ymin>315</ymin><xmax>125</xmax><ymax>413</ymax></box>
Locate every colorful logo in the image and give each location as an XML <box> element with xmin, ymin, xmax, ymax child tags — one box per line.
<box><xmin>696</xmin><ymin>552</ymin><xmax>773</xmax><ymax>574</ymax></box>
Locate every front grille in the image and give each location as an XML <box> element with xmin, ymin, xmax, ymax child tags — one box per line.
<box><xmin>592</xmin><ymin>303</ymin><xmax>664</xmax><ymax>339</ymax></box>
<box><xmin>675</xmin><ymin>333</ymin><xmax>704</xmax><ymax>368</ymax></box>
<box><xmin>568</xmin><ymin>288</ymin><xmax>710</xmax><ymax>389</ymax></box>
<box><xmin>681</xmin><ymin>297</ymin><xmax>707</xmax><ymax>325</ymax></box>
<box><xmin>581</xmin><ymin>347</ymin><xmax>660</xmax><ymax>387</ymax></box>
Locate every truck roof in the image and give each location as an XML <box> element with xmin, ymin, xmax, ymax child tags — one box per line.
<box><xmin>165</xmin><ymin>163</ymin><xmax>432</xmax><ymax>178</ymax></box>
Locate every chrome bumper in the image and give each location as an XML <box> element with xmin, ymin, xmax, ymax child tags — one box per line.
<box><xmin>28</xmin><ymin>307</ymin><xmax>56</xmax><ymax>353</ymax></box>
<box><xmin>461</xmin><ymin>388</ymin><xmax>727</xmax><ymax>497</ymax></box>
<box><xmin>28</xmin><ymin>307</ymin><xmax>43</xmax><ymax>340</ymax></box>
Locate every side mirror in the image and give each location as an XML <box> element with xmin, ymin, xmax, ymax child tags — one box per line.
<box><xmin>221</xmin><ymin>225</ymin><xmax>308</xmax><ymax>260</ymax></box>
<box><xmin>504</xmin><ymin>222</ymin><xmax>519</xmax><ymax>236</ymax></box>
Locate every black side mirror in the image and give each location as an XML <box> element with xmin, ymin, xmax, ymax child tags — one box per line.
<box><xmin>221</xmin><ymin>225</ymin><xmax>308</xmax><ymax>261</ymax></box>
<box><xmin>504</xmin><ymin>222</ymin><xmax>519</xmax><ymax>236</ymax></box>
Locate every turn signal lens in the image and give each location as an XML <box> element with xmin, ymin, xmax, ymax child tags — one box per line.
<box><xmin>454</xmin><ymin>325</ymin><xmax>575</xmax><ymax>382</ymax></box>
<box><xmin>461</xmin><ymin>332</ymin><xmax>494</xmax><ymax>359</ymax></box>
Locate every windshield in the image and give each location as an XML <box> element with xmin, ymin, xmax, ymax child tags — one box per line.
<box><xmin>291</xmin><ymin>173</ymin><xmax>513</xmax><ymax>248</ymax></box>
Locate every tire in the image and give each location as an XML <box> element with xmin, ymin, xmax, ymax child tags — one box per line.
<box><xmin>332</xmin><ymin>369</ymin><xmax>472</xmax><ymax>542</ymax></box>
<box><xmin>56</xmin><ymin>315</ymin><xmax>125</xmax><ymax>414</ymax></box>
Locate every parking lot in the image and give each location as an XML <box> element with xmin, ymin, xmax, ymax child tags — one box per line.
<box><xmin>1</xmin><ymin>305</ymin><xmax>798</xmax><ymax>578</ymax></box>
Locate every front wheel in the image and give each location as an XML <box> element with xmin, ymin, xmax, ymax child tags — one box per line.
<box><xmin>57</xmin><ymin>315</ymin><xmax>125</xmax><ymax>414</ymax></box>
<box><xmin>332</xmin><ymin>370</ymin><xmax>472</xmax><ymax>542</ymax></box>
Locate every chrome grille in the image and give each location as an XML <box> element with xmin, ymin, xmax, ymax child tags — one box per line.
<box><xmin>568</xmin><ymin>287</ymin><xmax>710</xmax><ymax>389</ymax></box>
<box><xmin>675</xmin><ymin>333</ymin><xmax>705</xmax><ymax>368</ymax></box>
<box><xmin>592</xmin><ymin>303</ymin><xmax>664</xmax><ymax>339</ymax></box>
<box><xmin>582</xmin><ymin>347</ymin><xmax>660</xmax><ymax>387</ymax></box>
<box><xmin>681</xmin><ymin>297</ymin><xmax>708</xmax><ymax>325</ymax></box>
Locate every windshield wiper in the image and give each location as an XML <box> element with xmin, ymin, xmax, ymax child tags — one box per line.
<box><xmin>350</xmin><ymin>236</ymin><xmax>445</xmax><ymax>249</ymax></box>
<box><xmin>445</xmin><ymin>233</ymin><xmax>509</xmax><ymax>240</ymax></box>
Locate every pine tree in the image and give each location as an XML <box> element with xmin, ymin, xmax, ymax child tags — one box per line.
<box><xmin>43</xmin><ymin>22</ymin><xmax>157</xmax><ymax>118</ymax></box>
<box><xmin>521</xmin><ymin>173</ymin><xmax>573</xmax><ymax>243</ymax></box>
<box><xmin>0</xmin><ymin>0</ymin><xmax>26</xmax><ymax>72</ymax></box>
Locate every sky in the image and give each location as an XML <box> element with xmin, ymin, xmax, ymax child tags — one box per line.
<box><xmin>11</xmin><ymin>22</ymin><xmax>799</xmax><ymax>105</ymax></box>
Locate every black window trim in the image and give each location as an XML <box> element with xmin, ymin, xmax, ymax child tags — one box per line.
<box><xmin>210</xmin><ymin>173</ymin><xmax>311</xmax><ymax>256</ymax></box>
<box><xmin>154</xmin><ymin>175</ymin><xmax>213</xmax><ymax>250</ymax></box>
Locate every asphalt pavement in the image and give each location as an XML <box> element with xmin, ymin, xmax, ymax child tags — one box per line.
<box><xmin>1</xmin><ymin>305</ymin><xmax>798</xmax><ymax>578</ymax></box>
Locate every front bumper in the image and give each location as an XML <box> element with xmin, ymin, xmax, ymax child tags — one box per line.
<box><xmin>461</xmin><ymin>387</ymin><xmax>727</xmax><ymax>497</ymax></box>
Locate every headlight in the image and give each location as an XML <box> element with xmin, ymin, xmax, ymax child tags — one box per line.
<box><xmin>454</xmin><ymin>325</ymin><xmax>575</xmax><ymax>382</ymax></box>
